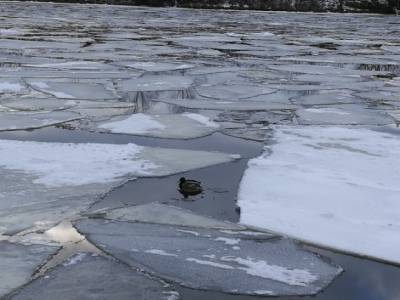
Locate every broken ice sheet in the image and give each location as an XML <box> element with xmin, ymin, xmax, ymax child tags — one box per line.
<box><xmin>95</xmin><ymin>203</ymin><xmax>242</xmax><ymax>230</ymax></box>
<box><xmin>0</xmin><ymin>79</ymin><xmax>26</xmax><ymax>94</ymax></box>
<box><xmin>0</xmin><ymin>140</ymin><xmax>236</xmax><ymax>233</ymax></box>
<box><xmin>120</xmin><ymin>75</ymin><xmax>194</xmax><ymax>92</ymax></box>
<box><xmin>10</xmin><ymin>254</ymin><xmax>178</xmax><ymax>300</ymax></box>
<box><xmin>24</xmin><ymin>61</ymin><xmax>115</xmax><ymax>71</ymax></box>
<box><xmin>0</xmin><ymin>241</ymin><xmax>59</xmax><ymax>298</ymax></box>
<box><xmin>27</xmin><ymin>80</ymin><xmax>117</xmax><ymax>100</ymax></box>
<box><xmin>117</xmin><ymin>61</ymin><xmax>194</xmax><ymax>72</ymax></box>
<box><xmin>75</xmin><ymin>219</ymin><xmax>341</xmax><ymax>296</ymax></box>
<box><xmin>0</xmin><ymin>111</ymin><xmax>81</xmax><ymax>131</ymax></box>
<box><xmin>292</xmin><ymin>92</ymin><xmax>362</xmax><ymax>105</ymax></box>
<box><xmin>296</xmin><ymin>106</ymin><xmax>392</xmax><ymax>125</ymax></box>
<box><xmin>195</xmin><ymin>84</ymin><xmax>276</xmax><ymax>100</ymax></box>
<box><xmin>97</xmin><ymin>112</ymin><xmax>219</xmax><ymax>139</ymax></box>
<box><xmin>159</xmin><ymin>98</ymin><xmax>296</xmax><ymax>111</ymax></box>
<box><xmin>1</xmin><ymin>98</ymin><xmax>77</xmax><ymax>112</ymax></box>
<box><xmin>238</xmin><ymin>126</ymin><xmax>400</xmax><ymax>265</ymax></box>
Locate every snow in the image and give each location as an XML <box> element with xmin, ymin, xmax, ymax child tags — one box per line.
<box><xmin>0</xmin><ymin>81</ymin><xmax>24</xmax><ymax>93</ymax></box>
<box><xmin>177</xmin><ymin>229</ymin><xmax>200</xmax><ymax>236</ymax></box>
<box><xmin>99</xmin><ymin>113</ymin><xmax>166</xmax><ymax>135</ymax></box>
<box><xmin>215</xmin><ymin>237</ymin><xmax>240</xmax><ymax>245</ymax></box>
<box><xmin>0</xmin><ymin>140</ymin><xmax>147</xmax><ymax>187</ymax></box>
<box><xmin>97</xmin><ymin>113</ymin><xmax>219</xmax><ymax>139</ymax></box>
<box><xmin>239</xmin><ymin>126</ymin><xmax>400</xmax><ymax>264</ymax></box>
<box><xmin>183</xmin><ymin>113</ymin><xmax>219</xmax><ymax>128</ymax></box>
<box><xmin>186</xmin><ymin>258</ymin><xmax>234</xmax><ymax>269</ymax></box>
<box><xmin>145</xmin><ymin>249</ymin><xmax>178</xmax><ymax>257</ymax></box>
<box><xmin>63</xmin><ymin>252</ymin><xmax>87</xmax><ymax>266</ymax></box>
<box><xmin>0</xmin><ymin>139</ymin><xmax>235</xmax><ymax>188</ymax></box>
<box><xmin>220</xmin><ymin>256</ymin><xmax>317</xmax><ymax>287</ymax></box>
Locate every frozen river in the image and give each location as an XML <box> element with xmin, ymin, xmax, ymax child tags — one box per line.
<box><xmin>0</xmin><ymin>1</ymin><xmax>400</xmax><ymax>299</ymax></box>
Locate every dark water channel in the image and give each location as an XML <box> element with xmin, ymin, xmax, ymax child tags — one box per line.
<box><xmin>1</xmin><ymin>127</ymin><xmax>399</xmax><ymax>300</ymax></box>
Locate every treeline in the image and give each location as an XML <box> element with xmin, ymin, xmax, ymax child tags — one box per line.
<box><xmin>12</xmin><ymin>0</ymin><xmax>400</xmax><ymax>13</ymax></box>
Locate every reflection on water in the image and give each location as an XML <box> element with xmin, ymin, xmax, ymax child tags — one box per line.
<box><xmin>34</xmin><ymin>221</ymin><xmax>101</xmax><ymax>278</ymax></box>
<box><xmin>45</xmin><ymin>220</ymin><xmax>84</xmax><ymax>244</ymax></box>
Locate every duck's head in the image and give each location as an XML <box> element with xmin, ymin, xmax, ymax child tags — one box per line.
<box><xmin>179</xmin><ymin>177</ymin><xmax>186</xmax><ymax>184</ymax></box>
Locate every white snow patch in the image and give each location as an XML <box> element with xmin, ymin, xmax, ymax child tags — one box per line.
<box><xmin>163</xmin><ymin>291</ymin><xmax>180</xmax><ymax>300</ymax></box>
<box><xmin>239</xmin><ymin>126</ymin><xmax>400</xmax><ymax>264</ymax></box>
<box><xmin>145</xmin><ymin>249</ymin><xmax>178</xmax><ymax>257</ymax></box>
<box><xmin>176</xmin><ymin>229</ymin><xmax>200</xmax><ymax>236</ymax></box>
<box><xmin>0</xmin><ymin>140</ymin><xmax>153</xmax><ymax>187</ymax></box>
<box><xmin>183</xmin><ymin>113</ymin><xmax>219</xmax><ymax>128</ymax></box>
<box><xmin>221</xmin><ymin>256</ymin><xmax>317</xmax><ymax>286</ymax></box>
<box><xmin>99</xmin><ymin>113</ymin><xmax>166</xmax><ymax>134</ymax></box>
<box><xmin>219</xmin><ymin>230</ymin><xmax>269</xmax><ymax>236</ymax></box>
<box><xmin>303</xmin><ymin>108</ymin><xmax>352</xmax><ymax>115</ymax></box>
<box><xmin>186</xmin><ymin>258</ymin><xmax>234</xmax><ymax>270</ymax></box>
<box><xmin>215</xmin><ymin>237</ymin><xmax>240</xmax><ymax>245</ymax></box>
<box><xmin>0</xmin><ymin>82</ymin><xmax>24</xmax><ymax>93</ymax></box>
<box><xmin>63</xmin><ymin>253</ymin><xmax>87</xmax><ymax>266</ymax></box>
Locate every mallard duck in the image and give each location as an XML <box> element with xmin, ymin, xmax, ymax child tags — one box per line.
<box><xmin>178</xmin><ymin>177</ymin><xmax>202</xmax><ymax>198</ymax></box>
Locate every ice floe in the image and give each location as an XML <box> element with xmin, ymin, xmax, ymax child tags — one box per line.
<box><xmin>0</xmin><ymin>241</ymin><xmax>59</xmax><ymax>298</ymax></box>
<box><xmin>0</xmin><ymin>79</ymin><xmax>26</xmax><ymax>93</ymax></box>
<box><xmin>0</xmin><ymin>111</ymin><xmax>81</xmax><ymax>131</ymax></box>
<box><xmin>92</xmin><ymin>203</ymin><xmax>243</xmax><ymax>230</ymax></box>
<box><xmin>97</xmin><ymin>112</ymin><xmax>219</xmax><ymax>139</ymax></box>
<box><xmin>75</xmin><ymin>219</ymin><xmax>342</xmax><ymax>296</ymax></box>
<box><xmin>27</xmin><ymin>80</ymin><xmax>117</xmax><ymax>100</ymax></box>
<box><xmin>119</xmin><ymin>61</ymin><xmax>194</xmax><ymax>72</ymax></box>
<box><xmin>296</xmin><ymin>106</ymin><xmax>392</xmax><ymax>125</ymax></box>
<box><xmin>238</xmin><ymin>126</ymin><xmax>400</xmax><ymax>264</ymax></box>
<box><xmin>10</xmin><ymin>254</ymin><xmax>177</xmax><ymax>300</ymax></box>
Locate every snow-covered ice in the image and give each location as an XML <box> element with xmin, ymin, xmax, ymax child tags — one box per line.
<box><xmin>238</xmin><ymin>126</ymin><xmax>400</xmax><ymax>264</ymax></box>
<box><xmin>97</xmin><ymin>112</ymin><xmax>219</xmax><ymax>139</ymax></box>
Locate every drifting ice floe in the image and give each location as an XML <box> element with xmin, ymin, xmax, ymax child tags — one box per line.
<box><xmin>0</xmin><ymin>241</ymin><xmax>59</xmax><ymax>298</ymax></box>
<box><xmin>121</xmin><ymin>75</ymin><xmax>193</xmax><ymax>92</ymax></box>
<box><xmin>238</xmin><ymin>126</ymin><xmax>400</xmax><ymax>264</ymax></box>
<box><xmin>10</xmin><ymin>254</ymin><xmax>178</xmax><ymax>300</ymax></box>
<box><xmin>196</xmin><ymin>84</ymin><xmax>276</xmax><ymax>100</ymax></box>
<box><xmin>118</xmin><ymin>61</ymin><xmax>194</xmax><ymax>72</ymax></box>
<box><xmin>27</xmin><ymin>80</ymin><xmax>117</xmax><ymax>100</ymax></box>
<box><xmin>0</xmin><ymin>79</ymin><xmax>26</xmax><ymax>93</ymax></box>
<box><xmin>97</xmin><ymin>113</ymin><xmax>219</xmax><ymax>139</ymax></box>
<box><xmin>75</xmin><ymin>218</ymin><xmax>341</xmax><ymax>296</ymax></box>
<box><xmin>0</xmin><ymin>111</ymin><xmax>81</xmax><ymax>131</ymax></box>
<box><xmin>96</xmin><ymin>203</ymin><xmax>243</xmax><ymax>230</ymax></box>
<box><xmin>296</xmin><ymin>106</ymin><xmax>392</xmax><ymax>125</ymax></box>
<box><xmin>0</xmin><ymin>140</ymin><xmax>236</xmax><ymax>233</ymax></box>
<box><xmin>1</xmin><ymin>98</ymin><xmax>77</xmax><ymax>112</ymax></box>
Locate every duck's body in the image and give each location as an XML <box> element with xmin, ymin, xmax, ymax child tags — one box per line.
<box><xmin>179</xmin><ymin>177</ymin><xmax>202</xmax><ymax>197</ymax></box>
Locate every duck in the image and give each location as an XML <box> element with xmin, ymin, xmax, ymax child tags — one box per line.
<box><xmin>178</xmin><ymin>177</ymin><xmax>202</xmax><ymax>198</ymax></box>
